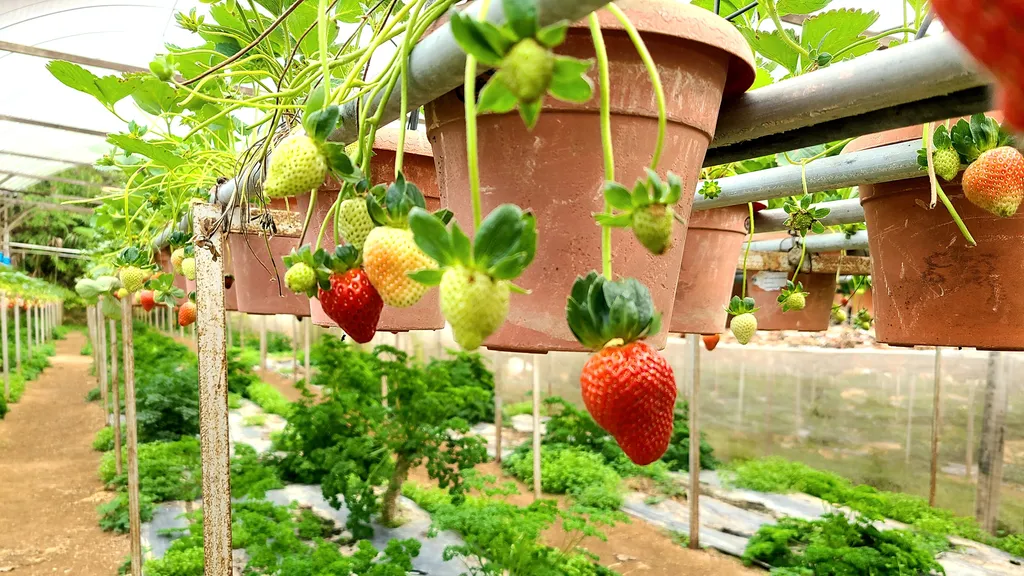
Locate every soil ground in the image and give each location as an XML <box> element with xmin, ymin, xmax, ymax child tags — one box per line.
<box><xmin>0</xmin><ymin>331</ymin><xmax>126</xmax><ymax>575</ymax></box>
<box><xmin>407</xmin><ymin>463</ymin><xmax>761</xmax><ymax>576</ymax></box>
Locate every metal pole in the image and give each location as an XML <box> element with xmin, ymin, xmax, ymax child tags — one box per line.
<box><xmin>27</xmin><ymin>301</ymin><xmax>33</xmax><ymax>359</ymax></box>
<box><xmin>905</xmin><ymin>375</ymin><xmax>916</xmax><ymax>466</ymax></box>
<box><xmin>226</xmin><ymin>312</ymin><xmax>233</xmax><ymax>349</ymax></box>
<box><xmin>14</xmin><ymin>301</ymin><xmax>20</xmax><ymax>370</ymax></box>
<box><xmin>259</xmin><ymin>316</ymin><xmax>267</xmax><ymax>372</ymax></box>
<box><xmin>735</xmin><ymin>364</ymin><xmax>745</xmax><ymax>427</ymax></box>
<box><xmin>494</xmin><ymin>361</ymin><xmax>504</xmax><ymax>465</ymax></box>
<box><xmin>976</xmin><ymin>352</ymin><xmax>1008</xmax><ymax>532</ymax></box>
<box><xmin>98</xmin><ymin>299</ymin><xmax>108</xmax><ymax>425</ymax></box>
<box><xmin>966</xmin><ymin>379</ymin><xmax>975</xmax><ymax>483</ymax></box>
<box><xmin>688</xmin><ymin>334</ymin><xmax>701</xmax><ymax>550</ymax></box>
<box><xmin>929</xmin><ymin>348</ymin><xmax>943</xmax><ymax>507</ymax></box>
<box><xmin>753</xmin><ymin>199</ymin><xmax>866</xmax><ymax>233</ymax></box>
<box><xmin>746</xmin><ymin>230</ymin><xmax>870</xmax><ymax>253</ymax></box>
<box><xmin>532</xmin><ymin>355</ymin><xmax>542</xmax><ymax>500</ymax></box>
<box><xmin>292</xmin><ymin>317</ymin><xmax>298</xmax><ymax>384</ymax></box>
<box><xmin>110</xmin><ymin>318</ymin><xmax>122</xmax><ymax>476</ymax></box>
<box><xmin>304</xmin><ymin>318</ymin><xmax>311</xmax><ymax>385</ymax></box>
<box><xmin>1</xmin><ymin>292</ymin><xmax>8</xmax><ymax>401</ymax></box>
<box><xmin>120</xmin><ymin>295</ymin><xmax>142</xmax><ymax>576</ymax></box>
<box><xmin>192</xmin><ymin>205</ymin><xmax>232</xmax><ymax>576</ymax></box>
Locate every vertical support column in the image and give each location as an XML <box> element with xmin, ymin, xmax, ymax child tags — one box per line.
<box><xmin>1</xmin><ymin>292</ymin><xmax>8</xmax><ymax>401</ymax></box>
<box><xmin>98</xmin><ymin>299</ymin><xmax>108</xmax><ymax>425</ymax></box>
<box><xmin>28</xmin><ymin>301</ymin><xmax>35</xmax><ymax>360</ymax></box>
<box><xmin>735</xmin><ymin>364</ymin><xmax>745</xmax><ymax>426</ymax></box>
<box><xmin>494</xmin><ymin>360</ymin><xmax>504</xmax><ymax>465</ymax></box>
<box><xmin>13</xmin><ymin>302</ymin><xmax>20</xmax><ymax>370</ymax></box>
<box><xmin>976</xmin><ymin>351</ymin><xmax>1008</xmax><ymax>532</ymax></box>
<box><xmin>120</xmin><ymin>295</ymin><xmax>142</xmax><ymax>576</ymax></box>
<box><xmin>688</xmin><ymin>334</ymin><xmax>701</xmax><ymax>550</ymax></box>
<box><xmin>532</xmin><ymin>355</ymin><xmax>542</xmax><ymax>500</ymax></box>
<box><xmin>292</xmin><ymin>317</ymin><xmax>299</xmax><ymax>384</ymax></box>
<box><xmin>304</xmin><ymin>318</ymin><xmax>311</xmax><ymax>385</ymax></box>
<box><xmin>192</xmin><ymin>205</ymin><xmax>231</xmax><ymax>576</ymax></box>
<box><xmin>905</xmin><ymin>375</ymin><xmax>916</xmax><ymax>466</ymax></box>
<box><xmin>259</xmin><ymin>315</ymin><xmax>267</xmax><ymax>372</ymax></box>
<box><xmin>929</xmin><ymin>348</ymin><xmax>943</xmax><ymax>506</ymax></box>
<box><xmin>110</xmin><ymin>318</ymin><xmax>122</xmax><ymax>476</ymax></box>
<box><xmin>36</xmin><ymin>305</ymin><xmax>42</xmax><ymax>344</ymax></box>
<box><xmin>966</xmin><ymin>380</ymin><xmax>976</xmax><ymax>483</ymax></box>
<box><xmin>239</xmin><ymin>314</ymin><xmax>246</xmax><ymax>350</ymax></box>
<box><xmin>227</xmin><ymin>312</ymin><xmax>233</xmax><ymax>349</ymax></box>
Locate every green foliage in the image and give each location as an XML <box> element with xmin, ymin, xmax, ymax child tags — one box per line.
<box><xmin>743</xmin><ymin>514</ymin><xmax>945</xmax><ymax>575</ymax></box>
<box><xmin>660</xmin><ymin>403</ymin><xmax>721</xmax><ymax>473</ymax></box>
<box><xmin>129</xmin><ymin>324</ymin><xmax>200</xmax><ymax>442</ymax></box>
<box><xmin>98</xmin><ymin>492</ymin><xmax>155</xmax><ymax>533</ymax></box>
<box><xmin>101</xmin><ymin>437</ymin><xmax>203</xmax><ymax>502</ymax></box>
<box><xmin>228</xmin><ymin>392</ymin><xmax>242</xmax><ymax>409</ymax></box>
<box><xmin>273</xmin><ymin>336</ymin><xmax>488</xmax><ymax>538</ymax></box>
<box><xmin>504</xmin><ymin>446</ymin><xmax>624</xmax><ymax>510</ymax></box>
<box><xmin>92</xmin><ymin>426</ymin><xmax>125</xmax><ymax>452</ymax></box>
<box><xmin>144</xmin><ymin>500</ymin><xmax>420</xmax><ymax>576</ymax></box>
<box><xmin>85</xmin><ymin>386</ymin><xmax>101</xmax><ymax>402</ymax></box>
<box><xmin>230</xmin><ymin>444</ymin><xmax>284</xmax><ymax>499</ymax></box>
<box><xmin>404</xmin><ymin>481</ymin><xmax>621</xmax><ymax>576</ymax></box>
<box><xmin>0</xmin><ymin>392</ymin><xmax>7</xmax><ymax>419</ymax></box>
<box><xmin>245</xmin><ymin>381</ymin><xmax>292</xmax><ymax>417</ymax></box>
<box><xmin>504</xmin><ymin>399</ymin><xmax>545</xmax><ymax>419</ymax></box>
<box><xmin>426</xmin><ymin>350</ymin><xmax>495</xmax><ymax>424</ymax></box>
<box><xmin>227</xmin><ymin>349</ymin><xmax>259</xmax><ymax>395</ymax></box>
<box><xmin>81</xmin><ymin>339</ymin><xmax>93</xmax><ymax>356</ymax></box>
<box><xmin>243</xmin><ymin>414</ymin><xmax>267</xmax><ymax>427</ymax></box>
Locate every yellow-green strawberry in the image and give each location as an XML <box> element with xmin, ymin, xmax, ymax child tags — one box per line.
<box><xmin>285</xmin><ymin>262</ymin><xmax>316</xmax><ymax>294</ymax></box>
<box><xmin>498</xmin><ymin>38</ymin><xmax>554</xmax><ymax>103</ymax></box>
<box><xmin>831</xmin><ymin>307</ymin><xmax>847</xmax><ymax>324</ymax></box>
<box><xmin>116</xmin><ymin>288</ymin><xmax>129</xmax><ymax>300</ymax></box>
<box><xmin>363</xmin><ymin>227</ymin><xmax>434</xmax><ymax>308</ymax></box>
<box><xmin>783</xmin><ymin>292</ymin><xmax>806</xmax><ymax>311</ymax></box>
<box><xmin>182</xmin><ymin>258</ymin><xmax>196</xmax><ymax>281</ymax></box>
<box><xmin>171</xmin><ymin>247</ymin><xmax>186</xmax><ymax>275</ymax></box>
<box><xmin>632</xmin><ymin>204</ymin><xmax>674</xmax><ymax>255</ymax></box>
<box><xmin>264</xmin><ymin>134</ymin><xmax>327</xmax><ymax>199</ymax></box>
<box><xmin>933</xmin><ymin>147</ymin><xmax>961</xmax><ymax>182</ymax></box>
<box><xmin>731</xmin><ymin>313</ymin><xmax>757</xmax><ymax>345</ymax></box>
<box><xmin>119</xmin><ymin>266</ymin><xmax>146</xmax><ymax>293</ymax></box>
<box><xmin>440</xmin><ymin>266</ymin><xmax>510</xmax><ymax>350</ymax></box>
<box><xmin>338</xmin><ymin>198</ymin><xmax>375</xmax><ymax>250</ymax></box>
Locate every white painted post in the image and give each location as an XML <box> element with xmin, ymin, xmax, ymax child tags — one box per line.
<box><xmin>13</xmin><ymin>302</ymin><xmax>20</xmax><ymax>370</ymax></box>
<box><xmin>110</xmin><ymin>318</ymin><xmax>122</xmax><ymax>476</ymax></box>
<box><xmin>292</xmin><ymin>317</ymin><xmax>299</xmax><ymax>384</ymax></box>
<box><xmin>688</xmin><ymin>334</ymin><xmax>701</xmax><ymax>550</ymax></box>
<box><xmin>929</xmin><ymin>348</ymin><xmax>943</xmax><ymax>506</ymax></box>
<box><xmin>494</xmin><ymin>360</ymin><xmax>504</xmax><ymax>465</ymax></box>
<box><xmin>98</xmin><ymin>298</ymin><xmax>108</xmax><ymax>425</ymax></box>
<box><xmin>736</xmin><ymin>364</ymin><xmax>746</xmax><ymax>426</ymax></box>
<box><xmin>905</xmin><ymin>375</ymin><xmax>916</xmax><ymax>466</ymax></box>
<box><xmin>192</xmin><ymin>204</ymin><xmax>232</xmax><ymax>576</ymax></box>
<box><xmin>259</xmin><ymin>315</ymin><xmax>267</xmax><ymax>372</ymax></box>
<box><xmin>0</xmin><ymin>292</ymin><xmax>8</xmax><ymax>400</ymax></box>
<box><xmin>304</xmin><ymin>318</ymin><xmax>311</xmax><ymax>385</ymax></box>
<box><xmin>977</xmin><ymin>352</ymin><xmax>1008</xmax><ymax>532</ymax></box>
<box><xmin>120</xmin><ymin>295</ymin><xmax>142</xmax><ymax>576</ymax></box>
<box><xmin>532</xmin><ymin>355</ymin><xmax>542</xmax><ymax>500</ymax></box>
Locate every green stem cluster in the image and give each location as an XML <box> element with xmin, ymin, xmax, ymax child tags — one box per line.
<box><xmin>589</xmin><ymin>14</ymin><xmax>614</xmax><ymax>281</ymax></box>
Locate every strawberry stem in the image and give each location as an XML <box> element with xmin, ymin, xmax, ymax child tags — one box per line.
<box><xmin>607</xmin><ymin>4</ymin><xmax>666</xmax><ymax>171</ymax></box>
<box><xmin>463</xmin><ymin>0</ymin><xmax>494</xmax><ymax>232</ymax></box>
<box><xmin>934</xmin><ymin>182</ymin><xmax>978</xmax><ymax>246</ymax></box>
<box><xmin>394</xmin><ymin>0</ymin><xmax>425</xmax><ymax>177</ymax></box>
<box><xmin>792</xmin><ymin>240</ymin><xmax>807</xmax><ymax>283</ymax></box>
<box><xmin>741</xmin><ymin>202</ymin><xmax>754</xmax><ymax>300</ymax></box>
<box><xmin>589</xmin><ymin>14</ymin><xmax>614</xmax><ymax>281</ymax></box>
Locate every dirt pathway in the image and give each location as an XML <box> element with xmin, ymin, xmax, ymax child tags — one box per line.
<box><xmin>0</xmin><ymin>331</ymin><xmax>126</xmax><ymax>575</ymax></box>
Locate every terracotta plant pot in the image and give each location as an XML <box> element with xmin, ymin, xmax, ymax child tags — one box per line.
<box><xmin>230</xmin><ymin>234</ymin><xmax>310</xmax><ymax>316</ymax></box>
<box><xmin>295</xmin><ymin>128</ymin><xmax>445</xmax><ymax>333</ymax></box>
<box><xmin>847</xmin><ymin>119</ymin><xmax>1024</xmax><ymax>350</ymax></box>
<box><xmin>740</xmin><ymin>270</ymin><xmax>835</xmax><ymax>332</ymax></box>
<box><xmin>425</xmin><ymin>0</ymin><xmax>754</xmax><ymax>352</ymax></box>
<box><xmin>669</xmin><ymin>206</ymin><xmax>750</xmax><ymax>335</ymax></box>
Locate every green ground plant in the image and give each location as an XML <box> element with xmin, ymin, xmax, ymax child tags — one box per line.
<box><xmin>503</xmin><ymin>446</ymin><xmax>624</xmax><ymax>510</ymax></box>
<box><xmin>92</xmin><ymin>426</ymin><xmax>126</xmax><ymax>452</ymax></box>
<box><xmin>245</xmin><ymin>381</ymin><xmax>292</xmax><ymax>417</ymax></box>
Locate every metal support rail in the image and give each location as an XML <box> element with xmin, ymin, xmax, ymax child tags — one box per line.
<box><xmin>746</xmin><ymin>230</ymin><xmax>870</xmax><ymax>253</ymax></box>
<box><xmin>753</xmin><ymin>199</ymin><xmax>866</xmax><ymax>234</ymax></box>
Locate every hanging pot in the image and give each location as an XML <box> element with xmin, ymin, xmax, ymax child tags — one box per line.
<box><xmin>669</xmin><ymin>205</ymin><xmax>751</xmax><ymax>335</ymax></box>
<box><xmin>425</xmin><ymin>0</ymin><xmax>755</xmax><ymax>352</ymax></box>
<box><xmin>847</xmin><ymin>116</ymin><xmax>1024</xmax><ymax>350</ymax></box>
<box><xmin>740</xmin><ymin>270</ymin><xmax>835</xmax><ymax>332</ymax></box>
<box><xmin>155</xmin><ymin>247</ymin><xmax>188</xmax><ymax>306</ymax></box>
<box><xmin>295</xmin><ymin>128</ymin><xmax>445</xmax><ymax>332</ymax></box>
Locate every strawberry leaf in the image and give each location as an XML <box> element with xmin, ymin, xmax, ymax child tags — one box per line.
<box><xmin>473</xmin><ymin>204</ymin><xmax>525</xmax><ymax>268</ymax></box>
<box><xmin>603</xmin><ymin>182</ymin><xmax>633</xmax><ymax>210</ymax></box>
<box><xmin>450</xmin><ymin>222</ymin><xmax>473</xmax><ymax>264</ymax></box>
<box><xmin>970</xmin><ymin>113</ymin><xmax>1000</xmax><ymax>153</ymax></box>
<box><xmin>933</xmin><ymin>125</ymin><xmax>952</xmax><ymax>149</ymax></box>
<box><xmin>503</xmin><ymin>0</ymin><xmax>538</xmax><ymax>40</ymax></box>
<box><xmin>548</xmin><ymin>57</ymin><xmax>593</xmax><ymax>103</ymax></box>
<box><xmin>518</xmin><ymin>99</ymin><xmax>541</xmax><ymax>130</ymax></box>
<box><xmin>950</xmin><ymin>119</ymin><xmax>980</xmax><ymax>162</ymax></box>
<box><xmin>535</xmin><ymin>22</ymin><xmax>568</xmax><ymax>48</ymax></box>
<box><xmin>305</xmin><ymin>105</ymin><xmax>340</xmax><ymax>142</ymax></box>
<box><xmin>409</xmin><ymin>207</ymin><xmax>454</xmax><ymax>267</ymax></box>
<box><xmin>409</xmin><ymin>269</ymin><xmax>444</xmax><ymax>286</ymax></box>
<box><xmin>451</xmin><ymin>12</ymin><xmax>504</xmax><ymax>66</ymax></box>
<box><xmin>478</xmin><ymin>80</ymin><xmax>518</xmax><ymax>114</ymax></box>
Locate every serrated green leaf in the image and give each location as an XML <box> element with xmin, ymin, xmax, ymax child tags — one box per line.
<box><xmin>450</xmin><ymin>222</ymin><xmax>473</xmax><ymax>265</ymax></box>
<box><xmin>304</xmin><ymin>83</ymin><xmax>327</xmax><ymax>120</ymax></box>
<box><xmin>323</xmin><ymin>143</ymin><xmax>362</xmax><ymax>182</ymax></box>
<box><xmin>594</xmin><ymin>213</ymin><xmax>633</xmax><ymax>228</ymax></box>
<box><xmin>288</xmin><ymin>2</ymin><xmax>339</xmax><ymax>59</ymax></box>
<box><xmin>970</xmin><ymin>113</ymin><xmax>1000</xmax><ymax>152</ymax></box>
<box><xmin>478</xmin><ymin>79</ymin><xmax>518</xmax><ymax>114</ymax></box>
<box><xmin>474</xmin><ymin>205</ymin><xmax>524</xmax><ymax>268</ymax></box>
<box><xmin>489</xmin><ymin>253</ymin><xmax>528</xmax><ymax>280</ymax></box>
<box><xmin>631</xmin><ymin>181</ymin><xmax>649</xmax><ymax>208</ymax></box>
<box><xmin>409</xmin><ymin>269</ymin><xmax>444</xmax><ymax>286</ymax></box>
<box><xmin>131</xmin><ymin>75</ymin><xmax>184</xmax><ymax>115</ymax></box>
<box><xmin>751</xmin><ymin>65</ymin><xmax>774</xmax><ymax>90</ymax></box>
<box><xmin>518</xmin><ymin>99</ymin><xmax>542</xmax><ymax>130</ymax></box>
<box><xmin>811</xmin><ymin>221</ymin><xmax>826</xmax><ymax>234</ymax></box>
<box><xmin>102</xmin><ymin>296</ymin><xmax>123</xmax><ymax>320</ymax></box>
<box><xmin>777</xmin><ymin>144</ymin><xmax>826</xmax><ymax>167</ymax></box>
<box><xmin>603</xmin><ymin>182</ymin><xmax>633</xmax><ymax>210</ymax></box>
<box><xmin>737</xmin><ymin>27</ymin><xmax>800</xmax><ymax>74</ymax></box>
<box><xmin>950</xmin><ymin>120</ymin><xmax>981</xmax><ymax>162</ymax></box>
<box><xmin>801</xmin><ymin>9</ymin><xmax>879</xmax><ymax>63</ymax></box>
<box><xmin>503</xmin><ymin>0</ymin><xmax>537</xmax><ymax>40</ymax></box>
<box><xmin>933</xmin><ymin>125</ymin><xmax>952</xmax><ymax>149</ymax></box>
<box><xmin>548</xmin><ymin>56</ymin><xmax>593</xmax><ymax>103</ymax></box>
<box><xmin>305</xmin><ymin>105</ymin><xmax>340</xmax><ymax>142</ymax></box>
<box><xmin>46</xmin><ymin>61</ymin><xmax>143</xmax><ymax>109</ymax></box>
<box><xmin>409</xmin><ymin>207</ymin><xmax>453</xmax><ymax>266</ymax></box>
<box><xmin>535</xmin><ymin>22</ymin><xmax>568</xmax><ymax>48</ymax></box>
<box><xmin>777</xmin><ymin>0</ymin><xmax>832</xmax><ymax>15</ymax></box>
<box><xmin>451</xmin><ymin>12</ymin><xmax>504</xmax><ymax>66</ymax></box>
<box><xmin>107</xmin><ymin>134</ymin><xmax>184</xmax><ymax>169</ymax></box>
<box><xmin>335</xmin><ymin>0</ymin><xmax>362</xmax><ymax>23</ymax></box>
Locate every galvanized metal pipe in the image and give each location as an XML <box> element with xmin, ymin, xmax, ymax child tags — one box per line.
<box><xmin>709</xmin><ymin>33</ymin><xmax>986</xmax><ymax>155</ymax></box>
<box><xmin>753</xmin><ymin>199</ymin><xmax>866</xmax><ymax>233</ymax></box>
<box><xmin>745</xmin><ymin>230</ymin><xmax>870</xmax><ymax>253</ymax></box>
<box><xmin>695</xmin><ymin>141</ymin><xmax>921</xmax><ymax>211</ymax></box>
<box><xmin>120</xmin><ymin>295</ymin><xmax>142</xmax><ymax>576</ymax></box>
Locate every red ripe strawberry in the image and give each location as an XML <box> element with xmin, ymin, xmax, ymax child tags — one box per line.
<box><xmin>579</xmin><ymin>341</ymin><xmax>677</xmax><ymax>465</ymax></box>
<box><xmin>319</xmin><ymin>269</ymin><xmax>383</xmax><ymax>344</ymax></box>
<box><xmin>932</xmin><ymin>0</ymin><xmax>1024</xmax><ymax>129</ymax></box>
<box><xmin>178</xmin><ymin>302</ymin><xmax>197</xmax><ymax>327</ymax></box>
<box><xmin>140</xmin><ymin>290</ymin><xmax>157</xmax><ymax>312</ymax></box>
<box><xmin>702</xmin><ymin>334</ymin><xmax>720</xmax><ymax>352</ymax></box>
<box><xmin>962</xmin><ymin>146</ymin><xmax>1024</xmax><ymax>217</ymax></box>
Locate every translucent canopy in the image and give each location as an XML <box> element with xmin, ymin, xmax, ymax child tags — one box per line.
<box><xmin>0</xmin><ymin>0</ymin><xmax>941</xmax><ymax>194</ymax></box>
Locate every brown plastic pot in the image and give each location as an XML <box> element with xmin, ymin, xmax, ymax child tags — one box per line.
<box><xmin>425</xmin><ymin>1</ymin><xmax>755</xmax><ymax>352</ymax></box>
<box><xmin>742</xmin><ymin>270</ymin><xmax>834</xmax><ymax>331</ymax></box>
<box><xmin>295</xmin><ymin>128</ymin><xmax>445</xmax><ymax>332</ymax></box>
<box><xmin>669</xmin><ymin>206</ymin><xmax>750</xmax><ymax>335</ymax></box>
<box><xmin>848</xmin><ymin>118</ymin><xmax>1024</xmax><ymax>350</ymax></box>
<box><xmin>230</xmin><ymin>234</ymin><xmax>310</xmax><ymax>316</ymax></box>
<box><xmin>155</xmin><ymin>248</ymin><xmax>188</xmax><ymax>306</ymax></box>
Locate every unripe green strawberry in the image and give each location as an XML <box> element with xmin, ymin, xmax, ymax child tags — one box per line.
<box><xmin>362</xmin><ymin>227</ymin><xmax>433</xmax><ymax>308</ymax></box>
<box><xmin>338</xmin><ymin>198</ymin><xmax>375</xmax><ymax>250</ymax></box>
<box><xmin>171</xmin><ymin>248</ymin><xmax>186</xmax><ymax>275</ymax></box>
<box><xmin>285</xmin><ymin>262</ymin><xmax>316</xmax><ymax>294</ymax></box>
<box><xmin>263</xmin><ymin>134</ymin><xmax>327</xmax><ymax>199</ymax></box>
<box><xmin>497</xmin><ymin>38</ymin><xmax>555</xmax><ymax>103</ymax></box>
<box><xmin>962</xmin><ymin>146</ymin><xmax>1024</xmax><ymax>218</ymax></box>
<box><xmin>632</xmin><ymin>204</ymin><xmax>674</xmax><ymax>255</ymax></box>
<box><xmin>933</xmin><ymin>147</ymin><xmax>961</xmax><ymax>182</ymax></box>
<box><xmin>182</xmin><ymin>258</ymin><xmax>196</xmax><ymax>281</ymax></box>
<box><xmin>832</xmin><ymin>307</ymin><xmax>847</xmax><ymax>324</ymax></box>
<box><xmin>731</xmin><ymin>313</ymin><xmax>757</xmax><ymax>345</ymax></box>
<box><xmin>119</xmin><ymin>266</ymin><xmax>146</xmax><ymax>293</ymax></box>
<box><xmin>440</xmin><ymin>266</ymin><xmax>510</xmax><ymax>350</ymax></box>
<box><xmin>116</xmin><ymin>288</ymin><xmax>129</xmax><ymax>300</ymax></box>
<box><xmin>783</xmin><ymin>292</ymin><xmax>806</xmax><ymax>312</ymax></box>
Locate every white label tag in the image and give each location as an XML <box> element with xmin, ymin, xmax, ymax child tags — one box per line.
<box><xmin>752</xmin><ymin>271</ymin><xmax>790</xmax><ymax>292</ymax></box>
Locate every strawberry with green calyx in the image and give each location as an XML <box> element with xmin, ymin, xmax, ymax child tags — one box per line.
<box><xmin>831</xmin><ymin>304</ymin><xmax>847</xmax><ymax>325</ymax></box>
<box><xmin>777</xmin><ymin>281</ymin><xmax>808</xmax><ymax>313</ymax></box>
<box><xmin>783</xmin><ymin>196</ymin><xmax>830</xmax><ymax>237</ymax></box>
<box><xmin>282</xmin><ymin>245</ymin><xmax>329</xmax><ymax>297</ymax></box>
<box><xmin>596</xmin><ymin>169</ymin><xmax>684</xmax><ymax>256</ymax></box>
<box><xmin>181</xmin><ymin>257</ymin><xmax>196</xmax><ymax>281</ymax></box>
<box><xmin>317</xmin><ymin>245</ymin><xmax>384</xmax><ymax>344</ymax></box>
<box><xmin>168</xmin><ymin>231</ymin><xmax>190</xmax><ymax>275</ymax></box>
<box><xmin>116</xmin><ymin>246</ymin><xmax>154</xmax><ymax>294</ymax></box>
<box><xmin>727</xmin><ymin>296</ymin><xmax>759</xmax><ymax>346</ymax></box>
<box><xmin>334</xmin><ymin>180</ymin><xmax>376</xmax><ymax>250</ymax></box>
<box><xmin>363</xmin><ymin>173</ymin><xmax>452</xmax><ymax>308</ymax></box>
<box><xmin>918</xmin><ymin>114</ymin><xmax>1024</xmax><ymax>218</ymax></box>
<box><xmin>409</xmin><ymin>204</ymin><xmax>537</xmax><ymax>351</ymax></box>
<box><xmin>179</xmin><ymin>298</ymin><xmax>197</xmax><ymax>327</ymax></box>
<box><xmin>140</xmin><ymin>290</ymin><xmax>157</xmax><ymax>312</ymax></box>
<box><xmin>698</xmin><ymin>181</ymin><xmax>722</xmax><ymax>200</ymax></box>
<box><xmin>263</xmin><ymin>88</ymin><xmax>366</xmax><ymax>199</ymax></box>
<box><xmin>566</xmin><ymin>272</ymin><xmax>676</xmax><ymax>465</ymax></box>
<box><xmin>116</xmin><ymin>288</ymin><xmax>129</xmax><ymax>300</ymax></box>
<box><xmin>854</xmin><ymin>308</ymin><xmax>873</xmax><ymax>331</ymax></box>
<box><xmin>450</xmin><ymin>0</ymin><xmax>594</xmax><ymax>129</ymax></box>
